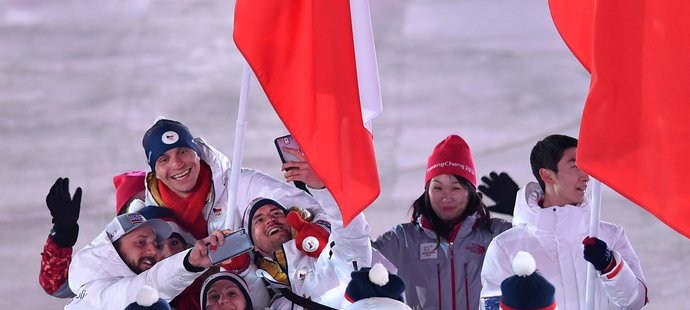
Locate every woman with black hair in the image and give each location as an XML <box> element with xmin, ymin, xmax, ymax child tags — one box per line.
<box><xmin>373</xmin><ymin>134</ymin><xmax>512</xmax><ymax>310</ymax></box>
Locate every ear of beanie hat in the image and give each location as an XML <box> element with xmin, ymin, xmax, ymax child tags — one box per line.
<box><xmin>124</xmin><ymin>285</ymin><xmax>171</xmax><ymax>310</ymax></box>
<box><xmin>113</xmin><ymin>170</ymin><xmax>147</xmax><ymax>215</ymax></box>
<box><xmin>142</xmin><ymin>118</ymin><xmax>201</xmax><ymax>172</ymax></box>
<box><xmin>425</xmin><ymin>134</ymin><xmax>476</xmax><ymax>187</ymax></box>
<box><xmin>345</xmin><ymin>263</ymin><xmax>406</xmax><ymax>303</ymax></box>
<box><xmin>500</xmin><ymin>251</ymin><xmax>556</xmax><ymax>310</ymax></box>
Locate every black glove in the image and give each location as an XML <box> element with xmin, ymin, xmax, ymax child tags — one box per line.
<box><xmin>478</xmin><ymin>171</ymin><xmax>519</xmax><ymax>216</ymax></box>
<box><xmin>46</xmin><ymin>177</ymin><xmax>82</xmax><ymax>247</ymax></box>
<box><xmin>582</xmin><ymin>236</ymin><xmax>613</xmax><ymax>271</ymax></box>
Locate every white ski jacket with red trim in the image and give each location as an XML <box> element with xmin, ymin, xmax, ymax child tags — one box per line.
<box><xmin>480</xmin><ymin>182</ymin><xmax>648</xmax><ymax>310</ymax></box>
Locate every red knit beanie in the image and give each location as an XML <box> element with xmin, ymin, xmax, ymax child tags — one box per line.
<box><xmin>425</xmin><ymin>135</ymin><xmax>477</xmax><ymax>187</ymax></box>
<box><xmin>113</xmin><ymin>170</ymin><xmax>147</xmax><ymax>215</ymax></box>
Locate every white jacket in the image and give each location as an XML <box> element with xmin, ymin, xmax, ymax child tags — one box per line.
<box><xmin>145</xmin><ymin>138</ymin><xmax>326</xmax><ymax>234</ymax></box>
<box><xmin>480</xmin><ymin>182</ymin><xmax>648</xmax><ymax>310</ymax></box>
<box><xmin>66</xmin><ymin>231</ymin><xmax>202</xmax><ymax>309</ymax></box>
<box><xmin>261</xmin><ymin>188</ymin><xmax>373</xmax><ymax>310</ymax></box>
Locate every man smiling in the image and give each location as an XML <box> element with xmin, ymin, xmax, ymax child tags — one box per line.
<box><xmin>66</xmin><ymin>212</ymin><xmax>225</xmax><ymax>309</ymax></box>
<box><xmin>141</xmin><ymin>118</ymin><xmax>328</xmax><ymax>244</ymax></box>
<box><xmin>480</xmin><ymin>134</ymin><xmax>648</xmax><ymax>309</ymax></box>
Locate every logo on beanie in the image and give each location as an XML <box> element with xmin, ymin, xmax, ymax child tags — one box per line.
<box><xmin>161</xmin><ymin>131</ymin><xmax>179</xmax><ymax>144</ymax></box>
<box><xmin>426</xmin><ymin>161</ymin><xmax>475</xmax><ymax>176</ymax></box>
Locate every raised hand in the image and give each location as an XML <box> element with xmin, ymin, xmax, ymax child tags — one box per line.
<box><xmin>46</xmin><ymin>177</ymin><xmax>82</xmax><ymax>247</ymax></box>
<box><xmin>478</xmin><ymin>171</ymin><xmax>519</xmax><ymax>216</ymax></box>
<box><xmin>281</xmin><ymin>147</ymin><xmax>325</xmax><ymax>189</ymax></box>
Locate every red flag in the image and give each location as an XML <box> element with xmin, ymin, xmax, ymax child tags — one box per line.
<box><xmin>233</xmin><ymin>0</ymin><xmax>381</xmax><ymax>224</ymax></box>
<box><xmin>552</xmin><ymin>0</ymin><xmax>690</xmax><ymax>238</ymax></box>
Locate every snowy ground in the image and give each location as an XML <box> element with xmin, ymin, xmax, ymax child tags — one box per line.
<box><xmin>1</xmin><ymin>0</ymin><xmax>688</xmax><ymax>308</ymax></box>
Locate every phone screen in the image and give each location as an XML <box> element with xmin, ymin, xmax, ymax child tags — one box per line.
<box><xmin>274</xmin><ymin>135</ymin><xmax>301</xmax><ymax>163</ymax></box>
<box><xmin>207</xmin><ymin>228</ymin><xmax>254</xmax><ymax>265</ymax></box>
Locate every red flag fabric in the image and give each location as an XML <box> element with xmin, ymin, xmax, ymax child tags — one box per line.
<box><xmin>233</xmin><ymin>0</ymin><xmax>381</xmax><ymax>224</ymax></box>
<box><xmin>548</xmin><ymin>0</ymin><xmax>594</xmax><ymax>72</ymax></box>
<box><xmin>553</xmin><ymin>0</ymin><xmax>690</xmax><ymax>238</ymax></box>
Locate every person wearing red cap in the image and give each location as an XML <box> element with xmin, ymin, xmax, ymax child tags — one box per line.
<box><xmin>480</xmin><ymin>135</ymin><xmax>647</xmax><ymax>309</ymax></box>
<box><xmin>372</xmin><ymin>134</ymin><xmax>512</xmax><ymax>310</ymax></box>
<box><xmin>39</xmin><ymin>171</ymin><xmax>148</xmax><ymax>298</ymax></box>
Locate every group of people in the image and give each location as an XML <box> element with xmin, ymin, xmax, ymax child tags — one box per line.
<box><xmin>38</xmin><ymin>117</ymin><xmax>648</xmax><ymax>309</ymax></box>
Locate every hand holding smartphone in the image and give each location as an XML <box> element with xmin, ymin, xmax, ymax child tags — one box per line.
<box><xmin>274</xmin><ymin>134</ymin><xmax>301</xmax><ymax>163</ymax></box>
<box><xmin>274</xmin><ymin>134</ymin><xmax>310</xmax><ymax>193</ymax></box>
<box><xmin>207</xmin><ymin>228</ymin><xmax>254</xmax><ymax>265</ymax></box>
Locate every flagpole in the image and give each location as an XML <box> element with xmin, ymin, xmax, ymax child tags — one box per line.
<box><xmin>226</xmin><ymin>62</ymin><xmax>251</xmax><ymax>230</ymax></box>
<box><xmin>585</xmin><ymin>178</ymin><xmax>602</xmax><ymax>310</ymax></box>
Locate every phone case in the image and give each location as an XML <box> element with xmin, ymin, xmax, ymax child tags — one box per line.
<box><xmin>274</xmin><ymin>134</ymin><xmax>301</xmax><ymax>163</ymax></box>
<box><xmin>207</xmin><ymin>228</ymin><xmax>254</xmax><ymax>265</ymax></box>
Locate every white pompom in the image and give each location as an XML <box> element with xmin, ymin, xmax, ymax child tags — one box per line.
<box><xmin>128</xmin><ymin>199</ymin><xmax>146</xmax><ymax>213</ymax></box>
<box><xmin>369</xmin><ymin>263</ymin><xmax>390</xmax><ymax>286</ymax></box>
<box><xmin>511</xmin><ymin>251</ymin><xmax>536</xmax><ymax>277</ymax></box>
<box><xmin>136</xmin><ymin>285</ymin><xmax>159</xmax><ymax>306</ymax></box>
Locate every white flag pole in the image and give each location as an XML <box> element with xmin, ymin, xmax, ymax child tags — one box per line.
<box><xmin>585</xmin><ymin>178</ymin><xmax>602</xmax><ymax>310</ymax></box>
<box><xmin>226</xmin><ymin>62</ymin><xmax>251</xmax><ymax>230</ymax></box>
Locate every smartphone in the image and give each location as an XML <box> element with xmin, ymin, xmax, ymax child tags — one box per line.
<box><xmin>207</xmin><ymin>228</ymin><xmax>254</xmax><ymax>265</ymax></box>
<box><xmin>273</xmin><ymin>134</ymin><xmax>310</xmax><ymax>193</ymax></box>
<box><xmin>274</xmin><ymin>134</ymin><xmax>301</xmax><ymax>163</ymax></box>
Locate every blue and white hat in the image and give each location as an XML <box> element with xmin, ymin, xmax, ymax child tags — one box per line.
<box><xmin>500</xmin><ymin>251</ymin><xmax>556</xmax><ymax>310</ymax></box>
<box><xmin>106</xmin><ymin>212</ymin><xmax>172</xmax><ymax>243</ymax></box>
<box><xmin>142</xmin><ymin>118</ymin><xmax>201</xmax><ymax>172</ymax></box>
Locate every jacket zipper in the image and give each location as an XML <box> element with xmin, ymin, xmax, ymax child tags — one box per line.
<box><xmin>450</xmin><ymin>242</ymin><xmax>457</xmax><ymax>310</ymax></box>
<box><xmin>464</xmin><ymin>262</ymin><xmax>470</xmax><ymax>310</ymax></box>
<box><xmin>437</xmin><ymin>264</ymin><xmax>442</xmax><ymax>309</ymax></box>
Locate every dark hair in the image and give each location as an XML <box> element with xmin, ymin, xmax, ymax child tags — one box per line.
<box><xmin>530</xmin><ymin>135</ymin><xmax>578</xmax><ymax>191</ymax></box>
<box><xmin>411</xmin><ymin>175</ymin><xmax>491</xmax><ymax>242</ymax></box>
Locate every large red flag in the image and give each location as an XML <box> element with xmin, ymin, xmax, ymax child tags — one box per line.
<box><xmin>552</xmin><ymin>0</ymin><xmax>690</xmax><ymax>238</ymax></box>
<box><xmin>233</xmin><ymin>0</ymin><xmax>381</xmax><ymax>224</ymax></box>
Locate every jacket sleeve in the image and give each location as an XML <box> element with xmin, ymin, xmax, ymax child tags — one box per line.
<box><xmin>311</xmin><ymin>188</ymin><xmax>372</xmax><ymax>266</ymax></box>
<box><xmin>65</xmin><ymin>250</ymin><xmax>203</xmax><ymax>309</ymax></box>
<box><xmin>39</xmin><ymin>235</ymin><xmax>75</xmax><ymax>298</ymax></box>
<box><xmin>598</xmin><ymin>227</ymin><xmax>648</xmax><ymax>309</ymax></box>
<box><xmin>371</xmin><ymin>226</ymin><xmax>404</xmax><ymax>269</ymax></box>
<box><xmin>480</xmin><ymin>236</ymin><xmax>514</xmax><ymax>298</ymax></box>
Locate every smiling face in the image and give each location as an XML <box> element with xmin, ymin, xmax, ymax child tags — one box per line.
<box><xmin>250</xmin><ymin>205</ymin><xmax>291</xmax><ymax>258</ymax></box>
<box><xmin>428</xmin><ymin>174</ymin><xmax>469</xmax><ymax>224</ymax></box>
<box><xmin>541</xmin><ymin>147</ymin><xmax>590</xmax><ymax>207</ymax></box>
<box><xmin>154</xmin><ymin>147</ymin><xmax>201</xmax><ymax>198</ymax></box>
<box><xmin>115</xmin><ymin>225</ymin><xmax>160</xmax><ymax>274</ymax></box>
<box><xmin>205</xmin><ymin>279</ymin><xmax>248</xmax><ymax>310</ymax></box>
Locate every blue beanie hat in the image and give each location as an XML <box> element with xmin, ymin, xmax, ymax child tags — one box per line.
<box><xmin>500</xmin><ymin>251</ymin><xmax>556</xmax><ymax>310</ymax></box>
<box><xmin>124</xmin><ymin>285</ymin><xmax>171</xmax><ymax>310</ymax></box>
<box><xmin>345</xmin><ymin>263</ymin><xmax>406</xmax><ymax>303</ymax></box>
<box><xmin>142</xmin><ymin>118</ymin><xmax>201</xmax><ymax>172</ymax></box>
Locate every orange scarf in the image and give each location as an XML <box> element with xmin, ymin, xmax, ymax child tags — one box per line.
<box><xmin>159</xmin><ymin>161</ymin><xmax>212</xmax><ymax>239</ymax></box>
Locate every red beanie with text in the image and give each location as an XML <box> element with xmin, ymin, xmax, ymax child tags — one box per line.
<box><xmin>425</xmin><ymin>135</ymin><xmax>476</xmax><ymax>187</ymax></box>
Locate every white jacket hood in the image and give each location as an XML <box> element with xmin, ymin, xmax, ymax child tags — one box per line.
<box><xmin>512</xmin><ymin>182</ymin><xmax>591</xmax><ymax>227</ymax></box>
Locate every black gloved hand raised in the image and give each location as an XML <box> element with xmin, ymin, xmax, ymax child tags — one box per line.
<box><xmin>46</xmin><ymin>177</ymin><xmax>82</xmax><ymax>247</ymax></box>
<box><xmin>582</xmin><ymin>236</ymin><xmax>613</xmax><ymax>272</ymax></box>
<box><xmin>478</xmin><ymin>171</ymin><xmax>519</xmax><ymax>216</ymax></box>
